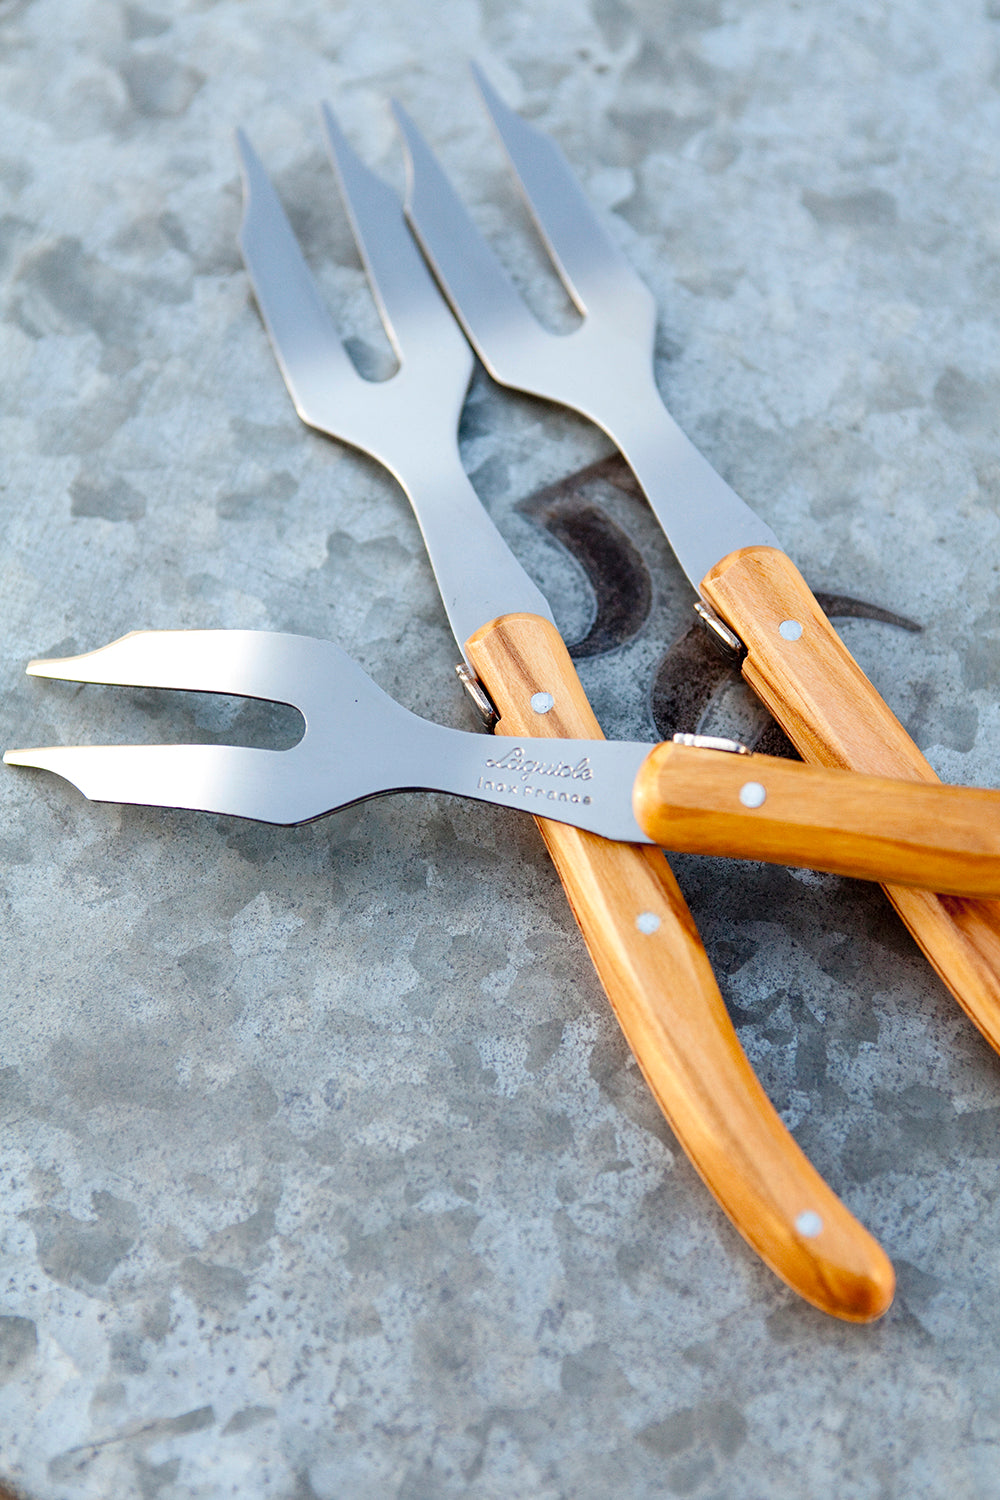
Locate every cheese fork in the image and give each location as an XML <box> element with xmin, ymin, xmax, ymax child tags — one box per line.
<box><xmin>227</xmin><ymin>114</ymin><xmax>898</xmax><ymax>1322</ymax></box>
<box><xmin>396</xmin><ymin>68</ymin><xmax>1000</xmax><ymax>1058</ymax></box>
<box><xmin>9</xmin><ymin>629</ymin><xmax>1000</xmax><ymax>896</ymax></box>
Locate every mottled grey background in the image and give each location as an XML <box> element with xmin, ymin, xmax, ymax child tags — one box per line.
<box><xmin>2</xmin><ymin>1</ymin><xmax>1000</xmax><ymax>1496</ymax></box>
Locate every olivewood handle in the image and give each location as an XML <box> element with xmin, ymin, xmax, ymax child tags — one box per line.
<box><xmin>466</xmin><ymin>611</ymin><xmax>893</xmax><ymax>1322</ymax></box>
<box><xmin>635</xmin><ymin>742</ymin><xmax>1000</xmax><ymax>895</ymax></box>
<box><xmin>702</xmin><ymin>545</ymin><xmax>1000</xmax><ymax>1053</ymax></box>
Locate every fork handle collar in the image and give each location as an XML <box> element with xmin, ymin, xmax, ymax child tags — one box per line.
<box><xmin>701</xmin><ymin>544</ymin><xmax>1000</xmax><ymax>1054</ymax></box>
<box><xmin>466</xmin><ymin>609</ymin><xmax>893</xmax><ymax>1321</ymax></box>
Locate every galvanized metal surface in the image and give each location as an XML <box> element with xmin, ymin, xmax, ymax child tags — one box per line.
<box><xmin>2</xmin><ymin>2</ymin><xmax>1000</xmax><ymax>1496</ymax></box>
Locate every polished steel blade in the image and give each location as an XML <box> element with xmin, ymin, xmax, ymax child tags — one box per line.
<box><xmin>5</xmin><ymin>631</ymin><xmax>653</xmax><ymax>840</ymax></box>
<box><xmin>237</xmin><ymin>122</ymin><xmax>554</xmax><ymax>656</ymax></box>
<box><xmin>398</xmin><ymin>80</ymin><xmax>781</xmax><ymax>593</ymax></box>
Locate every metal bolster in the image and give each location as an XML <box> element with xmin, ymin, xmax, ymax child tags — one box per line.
<box><xmin>455</xmin><ymin>663</ymin><xmax>500</xmax><ymax>731</ymax></box>
<box><xmin>693</xmin><ymin>600</ymin><xmax>746</xmax><ymax>665</ymax></box>
<box><xmin>672</xmin><ymin>732</ymin><xmax>751</xmax><ymax>756</ymax></box>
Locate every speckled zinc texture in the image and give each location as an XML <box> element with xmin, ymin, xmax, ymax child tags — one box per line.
<box><xmin>2</xmin><ymin>1</ymin><xmax>1000</xmax><ymax>1497</ymax></box>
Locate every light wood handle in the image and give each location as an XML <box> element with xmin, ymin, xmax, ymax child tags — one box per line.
<box><xmin>466</xmin><ymin>612</ymin><xmax>893</xmax><ymax>1322</ymax></box>
<box><xmin>635</xmin><ymin>742</ymin><xmax>1000</xmax><ymax>895</ymax></box>
<box><xmin>702</xmin><ymin>545</ymin><xmax>1000</xmax><ymax>1053</ymax></box>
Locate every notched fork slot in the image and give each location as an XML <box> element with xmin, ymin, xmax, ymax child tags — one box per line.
<box><xmin>17</xmin><ymin>678</ymin><xmax>304</xmax><ymax>751</ymax></box>
<box><xmin>468</xmin><ymin>176</ymin><xmax>584</xmax><ymax>335</ymax></box>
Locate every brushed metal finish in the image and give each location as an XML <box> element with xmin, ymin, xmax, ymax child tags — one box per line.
<box><xmin>236</xmin><ymin>116</ymin><xmax>554</xmax><ymax>658</ymax></box>
<box><xmin>396</xmin><ymin>69</ymin><xmax>781</xmax><ymax>594</ymax></box>
<box><xmin>4</xmin><ymin>630</ymin><xmax>652</xmax><ymax>841</ymax></box>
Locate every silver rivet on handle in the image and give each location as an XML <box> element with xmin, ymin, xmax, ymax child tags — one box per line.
<box><xmin>795</xmin><ymin>1211</ymin><xmax>823</xmax><ymax>1238</ymax></box>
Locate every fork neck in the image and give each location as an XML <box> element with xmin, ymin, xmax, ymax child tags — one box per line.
<box><xmin>579</xmin><ymin>373</ymin><xmax>782</xmax><ymax>596</ymax></box>
<box><xmin>380</xmin><ymin>442</ymin><xmax>557</xmax><ymax>654</ymax></box>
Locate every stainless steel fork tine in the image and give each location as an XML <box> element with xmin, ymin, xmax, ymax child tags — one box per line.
<box><xmin>469</xmin><ymin>63</ymin><xmax>648</xmax><ymax>315</ymax></box>
<box><xmin>392</xmin><ymin>101</ymin><xmax>555</xmax><ymax>378</ymax></box>
<box><xmin>235</xmin><ymin>131</ymin><xmax>362</xmax><ymax>433</ymax></box>
<box><xmin>319</xmin><ymin>103</ymin><xmax>469</xmax><ymax>363</ymax></box>
<box><xmin>18</xmin><ymin>629</ymin><xmax>420</xmax><ymax>739</ymax></box>
<box><xmin>4</xmin><ymin>742</ymin><xmax>298</xmax><ymax>822</ymax></box>
<box><xmin>22</xmin><ymin>628</ymin><xmax>325</xmax><ymax>710</ymax></box>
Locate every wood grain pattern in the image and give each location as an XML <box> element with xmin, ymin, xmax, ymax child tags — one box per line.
<box><xmin>635</xmin><ymin>741</ymin><xmax>1000</xmax><ymax>894</ymax></box>
<box><xmin>466</xmin><ymin>611</ymin><xmax>894</xmax><ymax>1322</ymax></box>
<box><xmin>702</xmin><ymin>544</ymin><xmax>1000</xmax><ymax>1054</ymax></box>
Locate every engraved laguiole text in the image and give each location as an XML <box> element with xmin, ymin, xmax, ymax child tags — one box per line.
<box><xmin>478</xmin><ymin>747</ymin><xmax>594</xmax><ymax>806</ymax></box>
<box><xmin>484</xmin><ymin>747</ymin><xmax>593</xmax><ymax>782</ymax></box>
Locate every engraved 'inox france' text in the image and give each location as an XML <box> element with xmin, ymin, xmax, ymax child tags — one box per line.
<box><xmin>477</xmin><ymin>776</ymin><xmax>593</xmax><ymax>806</ymax></box>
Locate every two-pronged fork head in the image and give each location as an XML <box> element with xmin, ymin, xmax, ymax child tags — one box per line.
<box><xmin>237</xmin><ymin>97</ymin><xmax>555</xmax><ymax>657</ymax></box>
<box><xmin>394</xmin><ymin>65</ymin><xmax>660</xmax><ymax>401</ymax></box>
<box><xmin>396</xmin><ymin>66</ymin><xmax>779</xmax><ymax>590</ymax></box>
<box><xmin>4</xmin><ymin>631</ymin><xmax>420</xmax><ymax>825</ymax></box>
<box><xmin>236</xmin><ymin>106</ymin><xmax>473</xmax><ymax>476</ymax></box>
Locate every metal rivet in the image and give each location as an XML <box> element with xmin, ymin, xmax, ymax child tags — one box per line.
<box><xmin>636</xmin><ymin>912</ymin><xmax>661</xmax><ymax>934</ymax></box>
<box><xmin>779</xmin><ymin>619</ymin><xmax>803</xmax><ymax>641</ymax></box>
<box><xmin>739</xmin><ymin>781</ymin><xmax>767</xmax><ymax>809</ymax></box>
<box><xmin>795</xmin><ymin>1210</ymin><xmax>823</xmax><ymax>1238</ymax></box>
<box><xmin>530</xmin><ymin>691</ymin><xmax>555</xmax><ymax>714</ymax></box>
